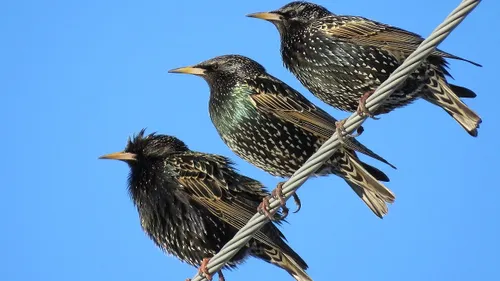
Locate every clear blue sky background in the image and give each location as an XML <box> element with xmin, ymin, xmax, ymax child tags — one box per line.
<box><xmin>2</xmin><ymin>0</ymin><xmax>498</xmax><ymax>280</ymax></box>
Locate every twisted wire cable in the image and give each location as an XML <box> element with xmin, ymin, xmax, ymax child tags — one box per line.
<box><xmin>188</xmin><ymin>1</ymin><xmax>482</xmax><ymax>280</ymax></box>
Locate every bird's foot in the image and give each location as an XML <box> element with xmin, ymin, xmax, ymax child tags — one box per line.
<box><xmin>357</xmin><ymin>90</ymin><xmax>380</xmax><ymax>119</ymax></box>
<box><xmin>335</xmin><ymin>119</ymin><xmax>364</xmax><ymax>146</ymax></box>
<box><xmin>272</xmin><ymin>182</ymin><xmax>289</xmax><ymax>219</ymax></box>
<box><xmin>194</xmin><ymin>258</ymin><xmax>213</xmax><ymax>281</ymax></box>
<box><xmin>257</xmin><ymin>182</ymin><xmax>301</xmax><ymax>220</ymax></box>
<box><xmin>271</xmin><ymin>182</ymin><xmax>302</xmax><ymax>218</ymax></box>
<box><xmin>257</xmin><ymin>196</ymin><xmax>275</xmax><ymax>220</ymax></box>
<box><xmin>185</xmin><ymin>264</ymin><xmax>224</xmax><ymax>281</ymax></box>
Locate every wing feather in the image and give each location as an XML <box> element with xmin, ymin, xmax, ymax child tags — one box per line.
<box><xmin>172</xmin><ymin>153</ymin><xmax>282</xmax><ymax>247</ymax></box>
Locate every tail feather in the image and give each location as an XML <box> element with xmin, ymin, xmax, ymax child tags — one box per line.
<box><xmin>449</xmin><ymin>84</ymin><xmax>477</xmax><ymax>98</ymax></box>
<box><xmin>336</xmin><ymin>150</ymin><xmax>395</xmax><ymax>218</ymax></box>
<box><xmin>345</xmin><ymin>138</ymin><xmax>397</xmax><ymax>170</ymax></box>
<box><xmin>433</xmin><ymin>48</ymin><xmax>482</xmax><ymax>67</ymax></box>
<box><xmin>251</xmin><ymin>243</ymin><xmax>312</xmax><ymax>281</ymax></box>
<box><xmin>360</xmin><ymin>162</ymin><xmax>390</xmax><ymax>182</ymax></box>
<box><xmin>424</xmin><ymin>73</ymin><xmax>482</xmax><ymax>137</ymax></box>
<box><xmin>346</xmin><ymin>181</ymin><xmax>388</xmax><ymax>218</ymax></box>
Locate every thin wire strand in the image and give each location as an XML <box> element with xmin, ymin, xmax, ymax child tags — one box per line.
<box><xmin>188</xmin><ymin>0</ymin><xmax>481</xmax><ymax>280</ymax></box>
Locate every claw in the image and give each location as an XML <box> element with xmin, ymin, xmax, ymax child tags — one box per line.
<box><xmin>292</xmin><ymin>193</ymin><xmax>302</xmax><ymax>213</ymax></box>
<box><xmin>271</xmin><ymin>182</ymin><xmax>292</xmax><ymax>219</ymax></box>
<box><xmin>198</xmin><ymin>258</ymin><xmax>212</xmax><ymax>281</ymax></box>
<box><xmin>274</xmin><ymin>182</ymin><xmax>302</xmax><ymax>214</ymax></box>
<box><xmin>258</xmin><ymin>182</ymin><xmax>302</xmax><ymax>220</ymax></box>
<box><xmin>279</xmin><ymin>204</ymin><xmax>290</xmax><ymax>220</ymax></box>
<box><xmin>335</xmin><ymin>119</ymin><xmax>364</xmax><ymax>146</ymax></box>
<box><xmin>188</xmin><ymin>258</ymin><xmax>224</xmax><ymax>281</ymax></box>
<box><xmin>357</xmin><ymin>90</ymin><xmax>380</xmax><ymax>119</ymax></box>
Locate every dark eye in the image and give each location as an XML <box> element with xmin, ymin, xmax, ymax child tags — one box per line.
<box><xmin>211</xmin><ymin>64</ymin><xmax>219</xmax><ymax>70</ymax></box>
<box><xmin>288</xmin><ymin>10</ymin><xmax>297</xmax><ymax>17</ymax></box>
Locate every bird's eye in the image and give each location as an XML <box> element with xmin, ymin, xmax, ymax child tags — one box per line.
<box><xmin>211</xmin><ymin>64</ymin><xmax>219</xmax><ymax>70</ymax></box>
<box><xmin>288</xmin><ymin>10</ymin><xmax>297</xmax><ymax>18</ymax></box>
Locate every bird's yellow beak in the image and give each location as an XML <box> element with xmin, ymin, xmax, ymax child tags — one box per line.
<box><xmin>168</xmin><ymin>66</ymin><xmax>206</xmax><ymax>76</ymax></box>
<box><xmin>246</xmin><ymin>12</ymin><xmax>282</xmax><ymax>22</ymax></box>
<box><xmin>99</xmin><ymin>152</ymin><xmax>137</xmax><ymax>161</ymax></box>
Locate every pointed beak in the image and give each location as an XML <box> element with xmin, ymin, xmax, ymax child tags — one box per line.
<box><xmin>168</xmin><ymin>65</ymin><xmax>206</xmax><ymax>76</ymax></box>
<box><xmin>99</xmin><ymin>151</ymin><xmax>137</xmax><ymax>161</ymax></box>
<box><xmin>246</xmin><ymin>12</ymin><xmax>282</xmax><ymax>22</ymax></box>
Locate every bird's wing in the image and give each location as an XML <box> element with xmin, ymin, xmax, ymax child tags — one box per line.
<box><xmin>172</xmin><ymin>153</ymin><xmax>283</xmax><ymax>247</ymax></box>
<box><xmin>316</xmin><ymin>16</ymin><xmax>423</xmax><ymax>52</ymax></box>
<box><xmin>174</xmin><ymin>154</ymin><xmax>226</xmax><ymax>199</ymax></box>
<box><xmin>247</xmin><ymin>75</ymin><xmax>338</xmax><ymax>139</ymax></box>
<box><xmin>247</xmin><ymin>75</ymin><xmax>396</xmax><ymax>169</ymax></box>
<box><xmin>315</xmin><ymin>16</ymin><xmax>480</xmax><ymax>66</ymax></box>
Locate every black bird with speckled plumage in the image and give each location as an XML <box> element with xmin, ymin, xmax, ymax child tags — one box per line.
<box><xmin>169</xmin><ymin>55</ymin><xmax>397</xmax><ymax>218</ymax></box>
<box><xmin>247</xmin><ymin>1</ymin><xmax>482</xmax><ymax>136</ymax></box>
<box><xmin>99</xmin><ymin>130</ymin><xmax>311</xmax><ymax>281</ymax></box>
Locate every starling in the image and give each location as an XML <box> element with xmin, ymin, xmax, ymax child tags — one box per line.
<box><xmin>169</xmin><ymin>55</ymin><xmax>397</xmax><ymax>218</ymax></box>
<box><xmin>99</xmin><ymin>129</ymin><xmax>312</xmax><ymax>281</ymax></box>
<box><xmin>247</xmin><ymin>1</ymin><xmax>482</xmax><ymax>136</ymax></box>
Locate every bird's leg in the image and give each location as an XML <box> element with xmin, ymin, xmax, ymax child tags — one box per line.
<box><xmin>185</xmin><ymin>258</ymin><xmax>223</xmax><ymax>281</ymax></box>
<box><xmin>335</xmin><ymin>90</ymin><xmax>378</xmax><ymax>146</ymax></box>
<box><xmin>197</xmin><ymin>257</ymin><xmax>213</xmax><ymax>281</ymax></box>
<box><xmin>357</xmin><ymin>90</ymin><xmax>380</xmax><ymax>119</ymax></box>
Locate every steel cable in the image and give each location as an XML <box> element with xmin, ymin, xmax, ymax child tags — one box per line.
<box><xmin>188</xmin><ymin>1</ymin><xmax>482</xmax><ymax>280</ymax></box>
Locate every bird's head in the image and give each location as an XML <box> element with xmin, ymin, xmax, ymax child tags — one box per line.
<box><xmin>99</xmin><ymin>129</ymin><xmax>189</xmax><ymax>166</ymax></box>
<box><xmin>169</xmin><ymin>55</ymin><xmax>266</xmax><ymax>88</ymax></box>
<box><xmin>247</xmin><ymin>1</ymin><xmax>331</xmax><ymax>33</ymax></box>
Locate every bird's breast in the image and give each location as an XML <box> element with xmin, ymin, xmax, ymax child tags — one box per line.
<box><xmin>211</xmin><ymin>106</ymin><xmax>323</xmax><ymax>176</ymax></box>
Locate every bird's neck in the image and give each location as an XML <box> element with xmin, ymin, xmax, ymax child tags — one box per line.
<box><xmin>208</xmin><ymin>82</ymin><xmax>256</xmax><ymax>136</ymax></box>
<box><xmin>127</xmin><ymin>163</ymin><xmax>177</xmax><ymax>208</ymax></box>
<box><xmin>208</xmin><ymin>74</ymin><xmax>238</xmax><ymax>95</ymax></box>
<box><xmin>280</xmin><ymin>23</ymin><xmax>308</xmax><ymax>68</ymax></box>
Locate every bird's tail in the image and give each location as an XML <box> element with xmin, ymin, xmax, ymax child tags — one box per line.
<box><xmin>433</xmin><ymin>48</ymin><xmax>482</xmax><ymax>67</ymax></box>
<box><xmin>251</xmin><ymin>242</ymin><xmax>312</xmax><ymax>281</ymax></box>
<box><xmin>423</xmin><ymin>71</ymin><xmax>482</xmax><ymax>137</ymax></box>
<box><xmin>347</xmin><ymin>137</ymin><xmax>397</xmax><ymax>169</ymax></box>
<box><xmin>335</xmin><ymin>150</ymin><xmax>395</xmax><ymax>218</ymax></box>
<box><xmin>449</xmin><ymin>84</ymin><xmax>477</xmax><ymax>98</ymax></box>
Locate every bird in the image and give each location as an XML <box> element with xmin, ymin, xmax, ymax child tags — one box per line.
<box><xmin>246</xmin><ymin>1</ymin><xmax>482</xmax><ymax>137</ymax></box>
<box><xmin>99</xmin><ymin>129</ymin><xmax>312</xmax><ymax>281</ymax></box>
<box><xmin>169</xmin><ymin>54</ymin><xmax>397</xmax><ymax>219</ymax></box>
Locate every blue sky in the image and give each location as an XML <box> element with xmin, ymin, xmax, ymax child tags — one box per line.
<box><xmin>2</xmin><ymin>0</ymin><xmax>498</xmax><ymax>280</ymax></box>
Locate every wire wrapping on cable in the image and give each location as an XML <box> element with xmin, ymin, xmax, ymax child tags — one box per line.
<box><xmin>188</xmin><ymin>1</ymin><xmax>481</xmax><ymax>280</ymax></box>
